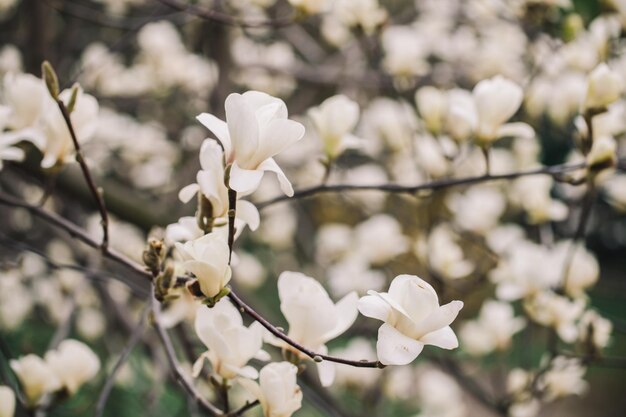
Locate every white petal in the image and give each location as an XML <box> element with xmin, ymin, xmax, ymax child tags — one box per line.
<box><xmin>229</xmin><ymin>162</ymin><xmax>264</xmax><ymax>195</ymax></box>
<box><xmin>225</xmin><ymin>93</ymin><xmax>259</xmax><ymax>167</ymax></box>
<box><xmin>197</xmin><ymin>113</ymin><xmax>231</xmax><ymax>157</ymax></box>
<box><xmin>415</xmin><ymin>300</ymin><xmax>464</xmax><ymax>337</ymax></box>
<box><xmin>254</xmin><ymin>118</ymin><xmax>305</xmax><ymax>166</ymax></box>
<box><xmin>421</xmin><ymin>326</ymin><xmax>459</xmax><ymax>349</ymax></box>
<box><xmin>376</xmin><ymin>323</ymin><xmax>424</xmax><ymax>366</ymax></box>
<box><xmin>358</xmin><ymin>294</ymin><xmax>392</xmax><ymax>322</ymax></box>
<box><xmin>497</xmin><ymin>122</ymin><xmax>535</xmax><ymax>140</ymax></box>
<box><xmin>323</xmin><ymin>291</ymin><xmax>358</xmax><ymax>341</ymax></box>
<box><xmin>236</xmin><ymin>199</ymin><xmax>260</xmax><ymax>231</ymax></box>
<box><xmin>257</xmin><ymin>158</ymin><xmax>294</xmax><ymax>197</ymax></box>
<box><xmin>316</xmin><ymin>360</ymin><xmax>336</xmax><ymax>387</ymax></box>
<box><xmin>178</xmin><ymin>183</ymin><xmax>199</xmax><ymax>203</ymax></box>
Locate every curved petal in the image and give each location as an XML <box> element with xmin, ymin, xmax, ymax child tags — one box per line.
<box><xmin>197</xmin><ymin>113</ymin><xmax>231</xmax><ymax>157</ymax></box>
<box><xmin>225</xmin><ymin>93</ymin><xmax>259</xmax><ymax>167</ymax></box>
<box><xmin>317</xmin><ymin>359</ymin><xmax>335</xmax><ymax>387</ymax></box>
<box><xmin>236</xmin><ymin>199</ymin><xmax>260</xmax><ymax>231</ymax></box>
<box><xmin>323</xmin><ymin>291</ymin><xmax>358</xmax><ymax>342</ymax></box>
<box><xmin>421</xmin><ymin>326</ymin><xmax>459</xmax><ymax>349</ymax></box>
<box><xmin>254</xmin><ymin>118</ymin><xmax>305</xmax><ymax>167</ymax></box>
<box><xmin>358</xmin><ymin>294</ymin><xmax>392</xmax><ymax>322</ymax></box>
<box><xmin>178</xmin><ymin>183</ymin><xmax>199</xmax><ymax>203</ymax></box>
<box><xmin>414</xmin><ymin>300</ymin><xmax>464</xmax><ymax>338</ymax></box>
<box><xmin>376</xmin><ymin>323</ymin><xmax>424</xmax><ymax>366</ymax></box>
<box><xmin>229</xmin><ymin>162</ymin><xmax>264</xmax><ymax>196</ymax></box>
<box><xmin>497</xmin><ymin>122</ymin><xmax>535</xmax><ymax>140</ymax></box>
<box><xmin>257</xmin><ymin>158</ymin><xmax>294</xmax><ymax>197</ymax></box>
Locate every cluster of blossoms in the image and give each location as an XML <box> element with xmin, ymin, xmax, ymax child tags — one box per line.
<box><xmin>1</xmin><ymin>1</ymin><xmax>626</xmax><ymax>417</ymax></box>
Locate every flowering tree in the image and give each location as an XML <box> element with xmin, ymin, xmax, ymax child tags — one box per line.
<box><xmin>0</xmin><ymin>1</ymin><xmax>625</xmax><ymax>417</ymax></box>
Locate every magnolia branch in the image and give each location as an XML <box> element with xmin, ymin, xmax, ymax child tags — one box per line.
<box><xmin>55</xmin><ymin>91</ymin><xmax>110</xmax><ymax>249</ymax></box>
<box><xmin>256</xmin><ymin>160</ymin><xmax>603</xmax><ymax>209</ymax></box>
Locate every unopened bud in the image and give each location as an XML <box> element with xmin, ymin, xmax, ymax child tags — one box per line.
<box><xmin>41</xmin><ymin>61</ymin><xmax>59</xmax><ymax>100</ymax></box>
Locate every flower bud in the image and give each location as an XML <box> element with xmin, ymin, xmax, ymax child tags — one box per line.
<box><xmin>584</xmin><ymin>63</ymin><xmax>623</xmax><ymax>111</ymax></box>
<box><xmin>0</xmin><ymin>386</ymin><xmax>15</xmax><ymax>417</ymax></box>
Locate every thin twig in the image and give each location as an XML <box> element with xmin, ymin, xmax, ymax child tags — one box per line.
<box><xmin>227</xmin><ymin>188</ymin><xmax>237</xmax><ymax>264</ymax></box>
<box><xmin>95</xmin><ymin>302</ymin><xmax>151</xmax><ymax>417</ymax></box>
<box><xmin>229</xmin><ymin>399</ymin><xmax>259</xmax><ymax>417</ymax></box>
<box><xmin>151</xmin><ymin>292</ymin><xmax>224</xmax><ymax>416</ymax></box>
<box><xmin>226</xmin><ymin>291</ymin><xmax>383</xmax><ymax>368</ymax></box>
<box><xmin>56</xmin><ymin>99</ymin><xmax>109</xmax><ymax>249</ymax></box>
<box><xmin>256</xmin><ymin>161</ymin><xmax>592</xmax><ymax>209</ymax></box>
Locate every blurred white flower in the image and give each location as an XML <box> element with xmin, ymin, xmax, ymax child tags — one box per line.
<box><xmin>0</xmin><ymin>386</ymin><xmax>14</xmax><ymax>417</ymax></box>
<box><xmin>603</xmin><ymin>174</ymin><xmax>626</xmax><ymax>211</ymax></box>
<box><xmin>447</xmin><ymin>186</ymin><xmax>506</xmax><ymax>234</ymax></box>
<box><xmin>358</xmin><ymin>275</ymin><xmax>463</xmax><ymax>365</ymax></box>
<box><xmin>197</xmin><ymin>91</ymin><xmax>305</xmax><ymax>196</ymax></box>
<box><xmin>332</xmin><ymin>339</ymin><xmax>380</xmax><ymax>390</ymax></box>
<box><xmin>460</xmin><ymin>300</ymin><xmax>526</xmax><ymax>356</ymax></box>
<box><xmin>538</xmin><ymin>356</ymin><xmax>588</xmax><ymax>401</ymax></box>
<box><xmin>578</xmin><ymin>310</ymin><xmax>612</xmax><ymax>350</ymax></box>
<box><xmin>327</xmin><ymin>255</ymin><xmax>386</xmax><ymax>297</ymax></box>
<box><xmin>416</xmin><ymin>224</ymin><xmax>474</xmax><ymax>280</ymax></box>
<box><xmin>175</xmin><ymin>233</ymin><xmax>232</xmax><ymax>298</ymax></box>
<box><xmin>354</xmin><ymin>214</ymin><xmax>409</xmax><ymax>264</ymax></box>
<box><xmin>334</xmin><ymin>0</ymin><xmax>387</xmax><ymax>34</ymax></box>
<box><xmin>315</xmin><ymin>223</ymin><xmax>353</xmax><ymax>265</ymax></box>
<box><xmin>525</xmin><ymin>291</ymin><xmax>585</xmax><ymax>342</ymax></box>
<box><xmin>586</xmin><ymin>135</ymin><xmax>617</xmax><ymax>170</ymax></box>
<box><xmin>232</xmin><ymin>252</ymin><xmax>266</xmax><ymax>289</ymax></box>
<box><xmin>193</xmin><ymin>300</ymin><xmax>267</xmax><ymax>380</ymax></box>
<box><xmin>416</xmin><ymin>367</ymin><xmax>466</xmax><ymax>417</ymax></box>
<box><xmin>45</xmin><ymin>339</ymin><xmax>100</xmax><ymax>395</ymax></box>
<box><xmin>509</xmin><ymin>176</ymin><xmax>568</xmax><ymax>224</ymax></box>
<box><xmin>238</xmin><ymin>362</ymin><xmax>302</xmax><ymax>417</ymax></box>
<box><xmin>584</xmin><ymin>63</ymin><xmax>623</xmax><ymax>110</ymax></box>
<box><xmin>10</xmin><ymin>354</ymin><xmax>61</xmax><ymax>405</ymax></box>
<box><xmin>416</xmin><ymin>86</ymin><xmax>448</xmax><ymax>134</ymax></box>
<box><xmin>309</xmin><ymin>94</ymin><xmax>360</xmax><ymax>159</ymax></box>
<box><xmin>288</xmin><ymin>0</ymin><xmax>331</xmax><ymax>14</ymax></box>
<box><xmin>382</xmin><ymin>26</ymin><xmax>429</xmax><ymax>79</ymax></box>
<box><xmin>275</xmin><ymin>271</ymin><xmax>358</xmax><ymax>386</ymax></box>
<box><xmin>554</xmin><ymin>241</ymin><xmax>599</xmax><ymax>298</ymax></box>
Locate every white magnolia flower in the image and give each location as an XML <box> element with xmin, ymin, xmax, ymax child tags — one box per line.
<box><xmin>358</xmin><ymin>275</ymin><xmax>463</xmax><ymax>365</ymax></box>
<box><xmin>45</xmin><ymin>339</ymin><xmax>100</xmax><ymax>395</ymax></box>
<box><xmin>416</xmin><ymin>224</ymin><xmax>474</xmax><ymax>280</ymax></box>
<box><xmin>452</xmin><ymin>76</ymin><xmax>532</xmax><ymax>146</ymax></box>
<box><xmin>288</xmin><ymin>0</ymin><xmax>331</xmax><ymax>14</ymax></box>
<box><xmin>332</xmin><ymin>339</ymin><xmax>380</xmax><ymax>389</ymax></box>
<box><xmin>39</xmin><ymin>85</ymin><xmax>99</xmax><ymax>169</ymax></box>
<box><xmin>460</xmin><ymin>300</ymin><xmax>526</xmax><ymax>356</ymax></box>
<box><xmin>586</xmin><ymin>135</ymin><xmax>617</xmax><ymax>169</ymax></box>
<box><xmin>509</xmin><ymin>176</ymin><xmax>568</xmax><ymax>224</ymax></box>
<box><xmin>584</xmin><ymin>63</ymin><xmax>623</xmax><ymax>110</ymax></box>
<box><xmin>238</xmin><ymin>362</ymin><xmax>302</xmax><ymax>417</ymax></box>
<box><xmin>525</xmin><ymin>291</ymin><xmax>585</xmax><ymax>342</ymax></box>
<box><xmin>193</xmin><ymin>300</ymin><xmax>267</xmax><ymax>380</ymax></box>
<box><xmin>382</xmin><ymin>26</ymin><xmax>428</xmax><ymax>79</ymax></box>
<box><xmin>178</xmin><ymin>139</ymin><xmax>260</xmax><ymax>232</ymax></box>
<box><xmin>0</xmin><ymin>132</ymin><xmax>25</xmax><ymax>170</ymax></box>
<box><xmin>554</xmin><ymin>241</ymin><xmax>599</xmax><ymax>298</ymax></box>
<box><xmin>1</xmin><ymin>72</ymin><xmax>45</xmax><ymax>131</ymax></box>
<box><xmin>10</xmin><ymin>354</ymin><xmax>61</xmax><ymax>405</ymax></box>
<box><xmin>197</xmin><ymin>91</ymin><xmax>305</xmax><ymax>196</ymax></box>
<box><xmin>276</xmin><ymin>272</ymin><xmax>358</xmax><ymax>386</ymax></box>
<box><xmin>447</xmin><ymin>186</ymin><xmax>506</xmax><ymax>234</ymax></box>
<box><xmin>578</xmin><ymin>310</ymin><xmax>612</xmax><ymax>350</ymax></box>
<box><xmin>175</xmin><ymin>232</ymin><xmax>231</xmax><ymax>298</ymax></box>
<box><xmin>165</xmin><ymin>216</ymin><xmax>204</xmax><ymax>244</ymax></box>
<box><xmin>309</xmin><ymin>94</ymin><xmax>360</xmax><ymax>159</ymax></box>
<box><xmin>416</xmin><ymin>368</ymin><xmax>466</xmax><ymax>417</ymax></box>
<box><xmin>0</xmin><ymin>386</ymin><xmax>15</xmax><ymax>417</ymax></box>
<box><xmin>604</xmin><ymin>174</ymin><xmax>626</xmax><ymax>211</ymax></box>
<box><xmin>538</xmin><ymin>356</ymin><xmax>588</xmax><ymax>401</ymax></box>
<box><xmin>353</xmin><ymin>214</ymin><xmax>409</xmax><ymax>264</ymax></box>
<box><xmin>416</xmin><ymin>86</ymin><xmax>447</xmax><ymax>134</ymax></box>
<box><xmin>327</xmin><ymin>255</ymin><xmax>386</xmax><ymax>297</ymax></box>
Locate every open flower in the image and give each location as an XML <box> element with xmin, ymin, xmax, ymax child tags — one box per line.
<box><xmin>10</xmin><ymin>354</ymin><xmax>61</xmax><ymax>405</ymax></box>
<box><xmin>178</xmin><ymin>139</ymin><xmax>260</xmax><ymax>232</ymax></box>
<box><xmin>44</xmin><ymin>339</ymin><xmax>100</xmax><ymax>395</ymax></box>
<box><xmin>196</xmin><ymin>91</ymin><xmax>305</xmax><ymax>196</ymax></box>
<box><xmin>274</xmin><ymin>271</ymin><xmax>358</xmax><ymax>386</ymax></box>
<box><xmin>358</xmin><ymin>275</ymin><xmax>463</xmax><ymax>365</ymax></box>
<box><xmin>238</xmin><ymin>362</ymin><xmax>302</xmax><ymax>417</ymax></box>
<box><xmin>193</xmin><ymin>300</ymin><xmax>267</xmax><ymax>380</ymax></box>
<box><xmin>175</xmin><ymin>232</ymin><xmax>231</xmax><ymax>298</ymax></box>
<box><xmin>309</xmin><ymin>94</ymin><xmax>360</xmax><ymax>159</ymax></box>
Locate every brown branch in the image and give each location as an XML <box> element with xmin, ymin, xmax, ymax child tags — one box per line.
<box><xmin>56</xmin><ymin>99</ymin><xmax>110</xmax><ymax>249</ymax></box>
<box><xmin>228</xmin><ymin>400</ymin><xmax>260</xmax><ymax>417</ymax></box>
<box><xmin>256</xmin><ymin>161</ymin><xmax>592</xmax><ymax>209</ymax></box>
<box><xmin>155</xmin><ymin>0</ymin><xmax>296</xmax><ymax>28</ymax></box>
<box><xmin>226</xmin><ymin>291</ymin><xmax>383</xmax><ymax>369</ymax></box>
<box><xmin>151</xmin><ymin>291</ymin><xmax>224</xmax><ymax>416</ymax></box>
<box><xmin>227</xmin><ymin>188</ymin><xmax>237</xmax><ymax>264</ymax></box>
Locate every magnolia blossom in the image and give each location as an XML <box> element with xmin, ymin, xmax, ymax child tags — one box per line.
<box><xmin>416</xmin><ymin>368</ymin><xmax>466</xmax><ymax>417</ymax></box>
<box><xmin>44</xmin><ymin>339</ymin><xmax>100</xmax><ymax>394</ymax></box>
<box><xmin>525</xmin><ymin>291</ymin><xmax>585</xmax><ymax>342</ymax></box>
<box><xmin>460</xmin><ymin>300</ymin><xmax>526</xmax><ymax>356</ymax></box>
<box><xmin>416</xmin><ymin>224</ymin><xmax>474</xmax><ymax>280</ymax></box>
<box><xmin>578</xmin><ymin>310</ymin><xmax>612</xmax><ymax>350</ymax></box>
<box><xmin>586</xmin><ymin>135</ymin><xmax>617</xmax><ymax>169</ymax></box>
<box><xmin>447</xmin><ymin>186</ymin><xmax>506</xmax><ymax>234</ymax></box>
<box><xmin>175</xmin><ymin>232</ymin><xmax>231</xmax><ymax>298</ymax></box>
<box><xmin>509</xmin><ymin>176</ymin><xmax>568</xmax><ymax>224</ymax></box>
<box><xmin>10</xmin><ymin>354</ymin><xmax>61</xmax><ymax>405</ymax></box>
<box><xmin>238</xmin><ymin>362</ymin><xmax>302</xmax><ymax>417</ymax></box>
<box><xmin>1</xmin><ymin>72</ymin><xmax>45</xmax><ymax>131</ymax></box>
<box><xmin>275</xmin><ymin>272</ymin><xmax>358</xmax><ymax>386</ymax></box>
<box><xmin>178</xmin><ymin>139</ymin><xmax>260</xmax><ymax>231</ymax></box>
<box><xmin>538</xmin><ymin>357</ymin><xmax>588</xmax><ymax>401</ymax></box>
<box><xmin>0</xmin><ymin>386</ymin><xmax>15</xmax><ymax>417</ymax></box>
<box><xmin>39</xmin><ymin>86</ymin><xmax>99</xmax><ymax>169</ymax></box>
<box><xmin>451</xmin><ymin>75</ymin><xmax>532</xmax><ymax>146</ymax></box>
<box><xmin>193</xmin><ymin>300</ymin><xmax>267</xmax><ymax>380</ymax></box>
<box><xmin>416</xmin><ymin>86</ymin><xmax>447</xmax><ymax>134</ymax></box>
<box><xmin>308</xmin><ymin>94</ymin><xmax>360</xmax><ymax>159</ymax></box>
<box><xmin>288</xmin><ymin>0</ymin><xmax>331</xmax><ymax>14</ymax></box>
<box><xmin>0</xmin><ymin>132</ymin><xmax>24</xmax><ymax>170</ymax></box>
<box><xmin>358</xmin><ymin>275</ymin><xmax>463</xmax><ymax>365</ymax></box>
<box><xmin>584</xmin><ymin>63</ymin><xmax>623</xmax><ymax>110</ymax></box>
<box><xmin>554</xmin><ymin>241</ymin><xmax>599</xmax><ymax>298</ymax></box>
<box><xmin>332</xmin><ymin>339</ymin><xmax>380</xmax><ymax>389</ymax></box>
<box><xmin>196</xmin><ymin>91</ymin><xmax>305</xmax><ymax>196</ymax></box>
